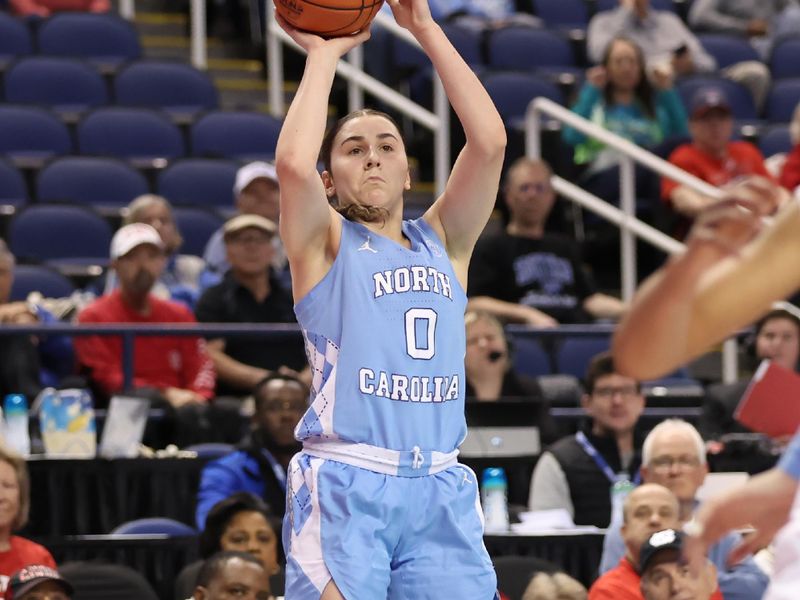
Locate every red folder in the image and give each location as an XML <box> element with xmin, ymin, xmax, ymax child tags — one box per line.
<box><xmin>735</xmin><ymin>360</ymin><xmax>800</xmax><ymax>438</ymax></box>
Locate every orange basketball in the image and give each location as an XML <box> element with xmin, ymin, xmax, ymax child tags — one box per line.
<box><xmin>275</xmin><ymin>0</ymin><xmax>384</xmax><ymax>37</ymax></box>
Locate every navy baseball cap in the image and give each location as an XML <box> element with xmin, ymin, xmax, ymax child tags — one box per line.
<box><xmin>639</xmin><ymin>528</ymin><xmax>685</xmax><ymax>574</ymax></box>
<box><xmin>7</xmin><ymin>565</ymin><xmax>73</xmax><ymax>599</ymax></box>
<box><xmin>690</xmin><ymin>86</ymin><xmax>732</xmax><ymax>119</ymax></box>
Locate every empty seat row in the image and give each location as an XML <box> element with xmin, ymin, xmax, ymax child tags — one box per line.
<box><xmin>0</xmin><ymin>106</ymin><xmax>283</xmax><ymax>163</ymax></box>
<box><xmin>0</xmin><ymin>156</ymin><xmax>242</xmax><ymax>210</ymax></box>
<box><xmin>7</xmin><ymin>203</ymin><xmax>224</xmax><ymax>269</ymax></box>
<box><xmin>1</xmin><ymin>57</ymin><xmax>219</xmax><ymax>118</ymax></box>
<box><xmin>0</xmin><ymin>12</ymin><xmax>140</xmax><ymax>68</ymax></box>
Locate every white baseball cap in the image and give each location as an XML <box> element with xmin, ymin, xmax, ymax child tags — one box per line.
<box><xmin>234</xmin><ymin>161</ymin><xmax>278</xmax><ymax>196</ymax></box>
<box><xmin>110</xmin><ymin>223</ymin><xmax>164</xmax><ymax>259</ymax></box>
<box><xmin>223</xmin><ymin>214</ymin><xmax>277</xmax><ymax>240</ymax></box>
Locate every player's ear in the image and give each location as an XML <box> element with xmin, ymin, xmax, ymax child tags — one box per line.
<box><xmin>404</xmin><ymin>170</ymin><xmax>411</xmax><ymax>191</ymax></box>
<box><xmin>321</xmin><ymin>170</ymin><xmax>336</xmax><ymax>198</ymax></box>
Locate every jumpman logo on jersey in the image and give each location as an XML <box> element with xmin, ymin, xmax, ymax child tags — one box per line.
<box><xmin>461</xmin><ymin>469</ymin><xmax>472</xmax><ymax>486</ymax></box>
<box><xmin>358</xmin><ymin>236</ymin><xmax>378</xmax><ymax>253</ymax></box>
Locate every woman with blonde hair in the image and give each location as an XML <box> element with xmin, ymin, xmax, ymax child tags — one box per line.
<box><xmin>522</xmin><ymin>571</ymin><xmax>588</xmax><ymax>600</ymax></box>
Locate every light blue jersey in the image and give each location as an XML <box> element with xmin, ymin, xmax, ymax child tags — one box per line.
<box><xmin>294</xmin><ymin>216</ymin><xmax>468</xmax><ymax>454</ymax></box>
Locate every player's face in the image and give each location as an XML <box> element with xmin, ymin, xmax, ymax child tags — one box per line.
<box><xmin>326</xmin><ymin>115</ymin><xmax>410</xmax><ymax>212</ymax></box>
<box><xmin>220</xmin><ymin>511</ymin><xmax>279</xmax><ymax>575</ymax></box>
<box><xmin>582</xmin><ymin>373</ymin><xmax>644</xmax><ymax>436</ymax></box>
<box><xmin>642</xmin><ymin>429</ymin><xmax>708</xmax><ymax>503</ymax></box>
<box><xmin>504</xmin><ymin>163</ymin><xmax>555</xmax><ymax>229</ymax></box>
<box><xmin>196</xmin><ymin>558</ymin><xmax>272</xmax><ymax>600</ymax></box>
<box><xmin>621</xmin><ymin>486</ymin><xmax>679</xmax><ymax>559</ymax></box>
<box><xmin>756</xmin><ymin>317</ymin><xmax>800</xmax><ymax>371</ymax></box>
<box><xmin>0</xmin><ymin>460</ymin><xmax>20</xmax><ymax>530</ymax></box>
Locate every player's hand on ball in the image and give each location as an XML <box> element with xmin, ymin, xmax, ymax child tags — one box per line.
<box><xmin>275</xmin><ymin>11</ymin><xmax>370</xmax><ymax>54</ymax></box>
<box><xmin>386</xmin><ymin>0</ymin><xmax>434</xmax><ymax>32</ymax></box>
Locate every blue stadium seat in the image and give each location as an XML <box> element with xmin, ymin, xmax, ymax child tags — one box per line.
<box><xmin>481</xmin><ymin>71</ymin><xmax>564</xmax><ymax>126</ymax></box>
<box><xmin>487</xmin><ymin>27</ymin><xmax>575</xmax><ymax>73</ymax></box>
<box><xmin>0</xmin><ymin>159</ymin><xmax>28</xmax><ymax>206</ymax></box>
<box><xmin>183</xmin><ymin>442</ymin><xmax>235</xmax><ymax>458</ymax></box>
<box><xmin>114</xmin><ymin>60</ymin><xmax>219</xmax><ymax>118</ymax></box>
<box><xmin>10</xmin><ymin>264</ymin><xmax>76</xmax><ymax>301</ymax></box>
<box><xmin>37</xmin><ymin>157</ymin><xmax>148</xmax><ymax>209</ymax></box>
<box><xmin>759</xmin><ymin>124</ymin><xmax>793</xmax><ymax>157</ymax></box>
<box><xmin>156</xmin><ymin>158</ymin><xmax>239</xmax><ymax>209</ymax></box>
<box><xmin>110</xmin><ymin>517</ymin><xmax>197</xmax><ymax>536</ymax></box>
<box><xmin>697</xmin><ymin>34</ymin><xmax>759</xmax><ymax>69</ymax></box>
<box><xmin>0</xmin><ymin>106</ymin><xmax>72</xmax><ymax>162</ymax></box>
<box><xmin>595</xmin><ymin>0</ymin><xmax>675</xmax><ymax>12</ymax></box>
<box><xmin>531</xmin><ymin>0</ymin><xmax>589</xmax><ymax>28</ymax></box>
<box><xmin>36</xmin><ymin>13</ymin><xmax>142</xmax><ymax>68</ymax></box>
<box><xmin>8</xmin><ymin>204</ymin><xmax>112</xmax><ymax>264</ymax></box>
<box><xmin>190</xmin><ymin>111</ymin><xmax>282</xmax><ymax>161</ymax></box>
<box><xmin>4</xmin><ymin>57</ymin><xmax>108</xmax><ymax>114</ymax></box>
<box><xmin>770</xmin><ymin>35</ymin><xmax>800</xmax><ymax>80</ymax></box>
<box><xmin>766</xmin><ymin>79</ymin><xmax>800</xmax><ymax>123</ymax></box>
<box><xmin>676</xmin><ymin>76</ymin><xmax>758</xmax><ymax>122</ymax></box>
<box><xmin>77</xmin><ymin>108</ymin><xmax>185</xmax><ymax>162</ymax></box>
<box><xmin>0</xmin><ymin>13</ymin><xmax>33</xmax><ymax>65</ymax></box>
<box><xmin>391</xmin><ymin>22</ymin><xmax>483</xmax><ymax>74</ymax></box>
<box><xmin>508</xmin><ymin>333</ymin><xmax>553</xmax><ymax>377</ymax></box>
<box><xmin>555</xmin><ymin>335</ymin><xmax>611</xmax><ymax>379</ymax></box>
<box><xmin>172</xmin><ymin>207</ymin><xmax>224</xmax><ymax>257</ymax></box>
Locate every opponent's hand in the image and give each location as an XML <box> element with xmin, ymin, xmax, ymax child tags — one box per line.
<box><xmin>275</xmin><ymin>11</ymin><xmax>371</xmax><ymax>57</ymax></box>
<box><xmin>386</xmin><ymin>0</ymin><xmax>435</xmax><ymax>34</ymax></box>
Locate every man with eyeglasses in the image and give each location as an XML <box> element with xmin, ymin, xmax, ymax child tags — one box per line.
<box><xmin>529</xmin><ymin>352</ymin><xmax>645</xmax><ymax>527</ymax></box>
<box><xmin>195</xmin><ymin>214</ymin><xmax>307</xmax><ymax>398</ymax></box>
<box><xmin>599</xmin><ymin>419</ymin><xmax>769</xmax><ymax>600</ymax></box>
<box><xmin>467</xmin><ymin>157</ymin><xmax>626</xmax><ymax>326</ymax></box>
<box><xmin>195</xmin><ymin>373</ymin><xmax>308</xmax><ymax>528</ymax></box>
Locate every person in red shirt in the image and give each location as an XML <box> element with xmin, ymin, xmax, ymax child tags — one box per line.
<box><xmin>75</xmin><ymin>223</ymin><xmax>217</xmax><ymax>445</ymax></box>
<box><xmin>9</xmin><ymin>0</ymin><xmax>110</xmax><ymax>17</ymax></box>
<box><xmin>661</xmin><ymin>86</ymin><xmax>786</xmax><ymax>238</ymax></box>
<box><xmin>0</xmin><ymin>447</ymin><xmax>56</xmax><ymax>599</ymax></box>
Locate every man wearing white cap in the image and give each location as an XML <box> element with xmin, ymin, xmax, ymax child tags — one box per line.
<box><xmin>75</xmin><ymin>224</ymin><xmax>216</xmax><ymax>441</ymax></box>
<box><xmin>201</xmin><ymin>162</ymin><xmax>287</xmax><ymax>289</ymax></box>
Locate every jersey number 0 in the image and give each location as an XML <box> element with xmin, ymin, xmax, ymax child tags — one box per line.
<box><xmin>405</xmin><ymin>308</ymin><xmax>438</xmax><ymax>360</ymax></box>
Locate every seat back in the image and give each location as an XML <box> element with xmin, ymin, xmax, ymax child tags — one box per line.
<box><xmin>482</xmin><ymin>71</ymin><xmax>564</xmax><ymax>125</ymax></box>
<box><xmin>759</xmin><ymin>124</ymin><xmax>793</xmax><ymax>157</ymax></box>
<box><xmin>10</xmin><ymin>264</ymin><xmax>76</xmax><ymax>301</ymax></box>
<box><xmin>37</xmin><ymin>156</ymin><xmax>148</xmax><ymax>208</ymax></box>
<box><xmin>531</xmin><ymin>0</ymin><xmax>589</xmax><ymax>28</ymax></box>
<box><xmin>37</xmin><ymin>13</ymin><xmax>142</xmax><ymax>67</ymax></box>
<box><xmin>0</xmin><ymin>159</ymin><xmax>27</xmax><ymax>206</ymax></box>
<box><xmin>191</xmin><ymin>111</ymin><xmax>283</xmax><ymax>161</ymax></box>
<box><xmin>766</xmin><ymin>79</ymin><xmax>800</xmax><ymax>123</ymax></box>
<box><xmin>5</xmin><ymin>57</ymin><xmax>108</xmax><ymax>113</ymax></box>
<box><xmin>59</xmin><ymin>562</ymin><xmax>159</xmax><ymax>600</ymax></box>
<box><xmin>0</xmin><ymin>13</ymin><xmax>33</xmax><ymax>61</ymax></box>
<box><xmin>555</xmin><ymin>335</ymin><xmax>611</xmax><ymax>379</ymax></box>
<box><xmin>157</xmin><ymin>158</ymin><xmax>239</xmax><ymax>209</ymax></box>
<box><xmin>487</xmin><ymin>26</ymin><xmax>574</xmax><ymax>72</ymax></box>
<box><xmin>698</xmin><ymin>34</ymin><xmax>759</xmax><ymax>69</ymax></box>
<box><xmin>770</xmin><ymin>35</ymin><xmax>800</xmax><ymax>80</ymax></box>
<box><xmin>77</xmin><ymin>107</ymin><xmax>185</xmax><ymax>161</ymax></box>
<box><xmin>0</xmin><ymin>106</ymin><xmax>72</xmax><ymax>160</ymax></box>
<box><xmin>172</xmin><ymin>207</ymin><xmax>224</xmax><ymax>257</ymax></box>
<box><xmin>114</xmin><ymin>60</ymin><xmax>219</xmax><ymax>115</ymax></box>
<box><xmin>110</xmin><ymin>517</ymin><xmax>197</xmax><ymax>536</ymax></box>
<box><xmin>493</xmin><ymin>555</ymin><xmax>561</xmax><ymax>600</ymax></box>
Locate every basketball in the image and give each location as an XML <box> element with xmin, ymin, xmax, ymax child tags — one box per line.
<box><xmin>275</xmin><ymin>0</ymin><xmax>384</xmax><ymax>37</ymax></box>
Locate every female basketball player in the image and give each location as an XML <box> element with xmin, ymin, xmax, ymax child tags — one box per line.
<box><xmin>274</xmin><ymin>0</ymin><xmax>506</xmax><ymax>597</ymax></box>
<box><xmin>612</xmin><ymin>176</ymin><xmax>800</xmax><ymax>599</ymax></box>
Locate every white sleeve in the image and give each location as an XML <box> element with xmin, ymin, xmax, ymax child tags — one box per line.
<box><xmin>528</xmin><ymin>451</ymin><xmax>574</xmax><ymax>518</ymax></box>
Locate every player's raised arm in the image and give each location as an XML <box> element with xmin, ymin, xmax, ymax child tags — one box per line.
<box><xmin>387</xmin><ymin>0</ymin><xmax>506</xmax><ymax>277</ymax></box>
<box><xmin>273</xmin><ymin>17</ymin><xmax>370</xmax><ymax>300</ymax></box>
<box><xmin>613</xmin><ymin>178</ymin><xmax>800</xmax><ymax>380</ymax></box>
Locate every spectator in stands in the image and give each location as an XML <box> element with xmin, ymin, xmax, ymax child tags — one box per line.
<box><xmin>6</xmin><ymin>566</ymin><xmax>73</xmax><ymax>600</ymax></box>
<box><xmin>427</xmin><ymin>0</ymin><xmax>542</xmax><ymax>29</ymax></box>
<box><xmin>464</xmin><ymin>310</ymin><xmax>558</xmax><ymax>443</ymax></box>
<box><xmin>564</xmin><ymin>36</ymin><xmax>688</xmax><ymax>204</ymax></box>
<box><xmin>587</xmin><ymin>0</ymin><xmax>771</xmax><ymax>111</ymax></box>
<box><xmin>779</xmin><ymin>103</ymin><xmax>800</xmax><ymax>194</ymax></box>
<box><xmin>0</xmin><ymin>446</ymin><xmax>56</xmax><ymax>597</ymax></box>
<box><xmin>688</xmin><ymin>0</ymin><xmax>800</xmax><ymax>60</ymax></box>
<box><xmin>523</xmin><ymin>572</ymin><xmax>587</xmax><ymax>600</ymax></box>
<box><xmin>589</xmin><ymin>483</ymin><xmax>682</xmax><ymax>599</ymax></box>
<box><xmin>202</xmin><ymin>162</ymin><xmax>287</xmax><ymax>290</ymax></box>
<box><xmin>528</xmin><ymin>351</ymin><xmax>645</xmax><ymax>527</ymax></box>
<box><xmin>102</xmin><ymin>195</ymin><xmax>205</xmax><ymax>309</ymax></box>
<box><xmin>0</xmin><ymin>241</ymin><xmax>72</xmax><ymax>400</ymax></box>
<box><xmin>468</xmin><ymin>158</ymin><xmax>626</xmax><ymax>325</ymax></box>
<box><xmin>192</xmin><ymin>551</ymin><xmax>273</xmax><ymax>600</ymax></box>
<box><xmin>662</xmin><ymin>86</ymin><xmax>785</xmax><ymax>238</ymax></box>
<box><xmin>75</xmin><ymin>223</ymin><xmax>216</xmax><ymax>444</ymax></box>
<box><xmin>196</xmin><ymin>374</ymin><xmax>306</xmax><ymax>527</ymax></box>
<box><xmin>195</xmin><ymin>215</ymin><xmax>306</xmax><ymax>397</ymax></box>
<box><xmin>639</xmin><ymin>529</ymin><xmax>720</xmax><ymax>600</ymax></box>
<box><xmin>9</xmin><ymin>0</ymin><xmax>109</xmax><ymax>17</ymax></box>
<box><xmin>599</xmin><ymin>419</ymin><xmax>769</xmax><ymax>600</ymax></box>
<box><xmin>702</xmin><ymin>306</ymin><xmax>800</xmax><ymax>439</ymax></box>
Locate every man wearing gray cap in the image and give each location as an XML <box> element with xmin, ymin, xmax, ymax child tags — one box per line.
<box><xmin>201</xmin><ymin>162</ymin><xmax>287</xmax><ymax>289</ymax></box>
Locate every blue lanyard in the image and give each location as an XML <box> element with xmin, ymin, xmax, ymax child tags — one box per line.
<box><xmin>260</xmin><ymin>448</ymin><xmax>288</xmax><ymax>492</ymax></box>
<box><xmin>575</xmin><ymin>431</ymin><xmax>641</xmax><ymax>485</ymax></box>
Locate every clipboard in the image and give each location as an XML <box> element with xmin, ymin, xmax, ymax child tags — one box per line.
<box><xmin>735</xmin><ymin>360</ymin><xmax>800</xmax><ymax>438</ymax></box>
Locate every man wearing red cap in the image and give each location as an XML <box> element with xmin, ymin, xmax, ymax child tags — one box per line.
<box><xmin>6</xmin><ymin>566</ymin><xmax>72</xmax><ymax>600</ymax></box>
